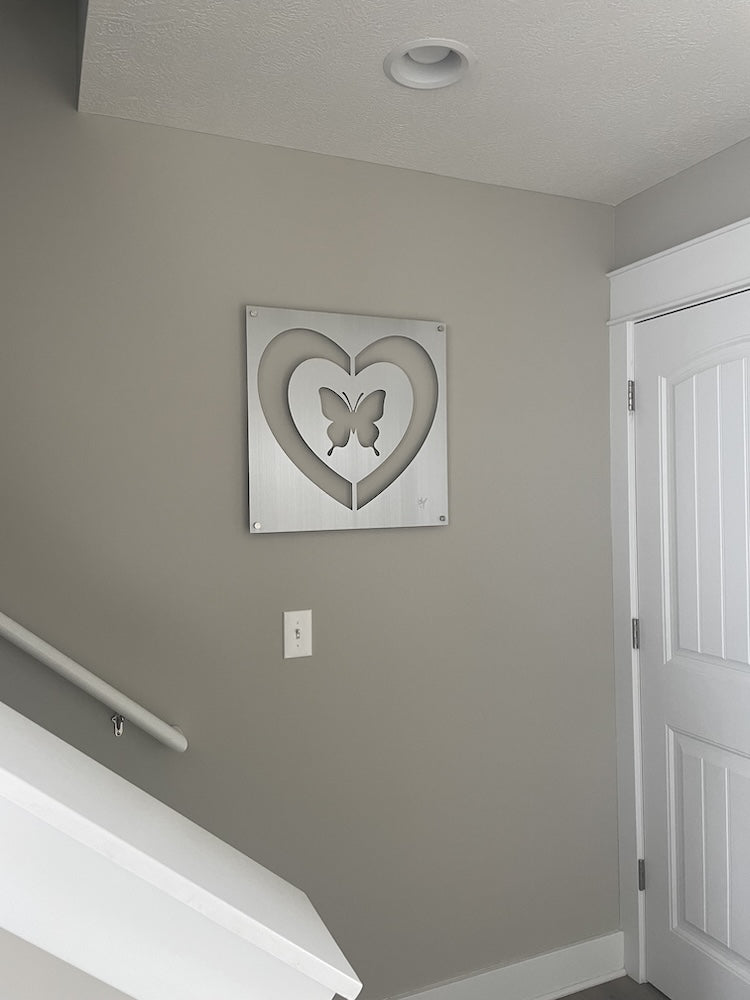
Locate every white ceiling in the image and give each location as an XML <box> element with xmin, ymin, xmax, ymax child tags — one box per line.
<box><xmin>78</xmin><ymin>0</ymin><xmax>750</xmax><ymax>204</ymax></box>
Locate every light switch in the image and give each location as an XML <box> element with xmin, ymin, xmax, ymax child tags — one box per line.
<box><xmin>283</xmin><ymin>610</ymin><xmax>312</xmax><ymax>658</ymax></box>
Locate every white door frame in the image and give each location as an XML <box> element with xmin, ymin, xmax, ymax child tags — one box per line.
<box><xmin>608</xmin><ymin>215</ymin><xmax>750</xmax><ymax>982</ymax></box>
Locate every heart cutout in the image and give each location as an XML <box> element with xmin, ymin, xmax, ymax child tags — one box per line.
<box><xmin>257</xmin><ymin>328</ymin><xmax>438</xmax><ymax>509</ymax></box>
<box><xmin>289</xmin><ymin>360</ymin><xmax>411</xmax><ymax>481</ymax></box>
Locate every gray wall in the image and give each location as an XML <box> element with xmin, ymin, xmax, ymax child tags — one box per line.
<box><xmin>0</xmin><ymin>1</ymin><xmax>617</xmax><ymax>997</ymax></box>
<box><xmin>614</xmin><ymin>137</ymin><xmax>750</xmax><ymax>267</ymax></box>
<box><xmin>0</xmin><ymin>930</ymin><xmax>127</xmax><ymax>1000</ymax></box>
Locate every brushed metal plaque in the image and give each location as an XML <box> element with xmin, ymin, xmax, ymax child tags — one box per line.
<box><xmin>246</xmin><ymin>306</ymin><xmax>449</xmax><ymax>533</ymax></box>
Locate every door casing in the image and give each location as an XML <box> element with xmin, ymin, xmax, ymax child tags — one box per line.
<box><xmin>608</xmin><ymin>215</ymin><xmax>750</xmax><ymax>982</ymax></box>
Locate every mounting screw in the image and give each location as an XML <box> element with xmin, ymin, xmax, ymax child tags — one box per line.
<box><xmin>437</xmin><ymin>324</ymin><xmax>445</xmax><ymax>332</ymax></box>
<box><xmin>249</xmin><ymin>309</ymin><xmax>258</xmax><ymax>317</ymax></box>
<box><xmin>253</xmin><ymin>521</ymin><xmax>262</xmax><ymax>530</ymax></box>
<box><xmin>439</xmin><ymin>515</ymin><xmax>447</xmax><ymax>522</ymax></box>
<box><xmin>111</xmin><ymin>714</ymin><xmax>125</xmax><ymax>737</ymax></box>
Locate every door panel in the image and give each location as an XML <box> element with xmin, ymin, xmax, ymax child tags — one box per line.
<box><xmin>636</xmin><ymin>291</ymin><xmax>750</xmax><ymax>1000</ymax></box>
<box><xmin>671</xmin><ymin>359</ymin><xmax>750</xmax><ymax>667</ymax></box>
<box><xmin>669</xmin><ymin>729</ymin><xmax>750</xmax><ymax>973</ymax></box>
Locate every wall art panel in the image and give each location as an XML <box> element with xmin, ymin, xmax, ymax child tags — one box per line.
<box><xmin>246</xmin><ymin>306</ymin><xmax>448</xmax><ymax>533</ymax></box>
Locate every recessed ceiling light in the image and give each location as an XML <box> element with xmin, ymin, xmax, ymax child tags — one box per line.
<box><xmin>383</xmin><ymin>38</ymin><xmax>476</xmax><ymax>91</ymax></box>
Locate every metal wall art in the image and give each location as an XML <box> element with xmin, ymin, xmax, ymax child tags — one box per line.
<box><xmin>246</xmin><ymin>306</ymin><xmax>448</xmax><ymax>533</ymax></box>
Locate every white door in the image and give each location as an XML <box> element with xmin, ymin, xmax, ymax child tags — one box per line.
<box><xmin>636</xmin><ymin>291</ymin><xmax>750</xmax><ymax>1000</ymax></box>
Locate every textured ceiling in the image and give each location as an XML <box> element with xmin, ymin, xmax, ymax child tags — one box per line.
<box><xmin>77</xmin><ymin>0</ymin><xmax>750</xmax><ymax>204</ymax></box>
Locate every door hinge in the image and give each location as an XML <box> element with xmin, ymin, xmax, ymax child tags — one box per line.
<box><xmin>631</xmin><ymin>618</ymin><xmax>640</xmax><ymax>650</ymax></box>
<box><xmin>638</xmin><ymin>858</ymin><xmax>646</xmax><ymax>891</ymax></box>
<box><xmin>628</xmin><ymin>380</ymin><xmax>635</xmax><ymax>412</ymax></box>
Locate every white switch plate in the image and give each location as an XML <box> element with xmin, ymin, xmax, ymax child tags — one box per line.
<box><xmin>283</xmin><ymin>610</ymin><xmax>312</xmax><ymax>658</ymax></box>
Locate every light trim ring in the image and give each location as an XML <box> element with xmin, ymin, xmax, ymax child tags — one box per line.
<box><xmin>384</xmin><ymin>37</ymin><xmax>476</xmax><ymax>91</ymax></box>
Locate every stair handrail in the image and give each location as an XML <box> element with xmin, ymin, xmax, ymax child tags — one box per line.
<box><xmin>0</xmin><ymin>611</ymin><xmax>187</xmax><ymax>752</ymax></box>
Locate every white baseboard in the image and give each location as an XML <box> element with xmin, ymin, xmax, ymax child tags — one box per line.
<box><xmin>397</xmin><ymin>932</ymin><xmax>625</xmax><ymax>1000</ymax></box>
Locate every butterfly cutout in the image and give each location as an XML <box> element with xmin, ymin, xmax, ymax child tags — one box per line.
<box><xmin>319</xmin><ymin>388</ymin><xmax>386</xmax><ymax>457</ymax></box>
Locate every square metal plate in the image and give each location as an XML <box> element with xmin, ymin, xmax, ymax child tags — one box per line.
<box><xmin>246</xmin><ymin>306</ymin><xmax>449</xmax><ymax>533</ymax></box>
